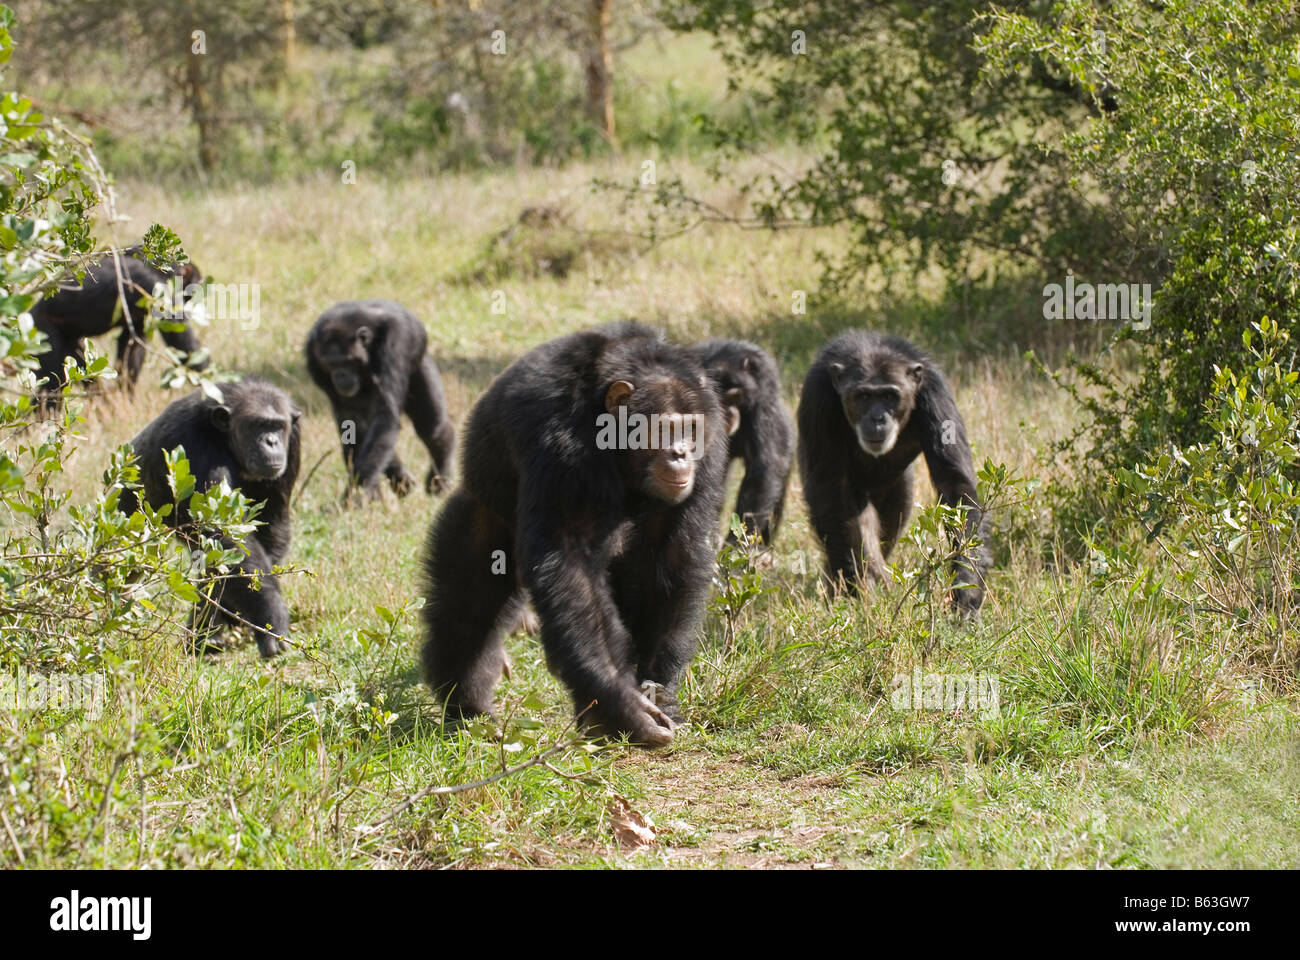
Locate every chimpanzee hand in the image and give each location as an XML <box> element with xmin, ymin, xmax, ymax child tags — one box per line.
<box><xmin>582</xmin><ymin>684</ymin><xmax>677</xmax><ymax>749</ymax></box>
<box><xmin>256</xmin><ymin>632</ymin><xmax>285</xmax><ymax>657</ymax></box>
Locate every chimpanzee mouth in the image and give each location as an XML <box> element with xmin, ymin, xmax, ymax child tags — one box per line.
<box><xmin>856</xmin><ymin>425</ymin><xmax>898</xmax><ymax>457</ymax></box>
<box><xmin>657</xmin><ymin>474</ymin><xmax>694</xmax><ymax>502</ymax></box>
<box><xmin>331</xmin><ymin>372</ymin><xmax>362</xmax><ymax>397</ymax></box>
<box><xmin>245</xmin><ymin>453</ymin><xmax>288</xmax><ymax>480</ymax></box>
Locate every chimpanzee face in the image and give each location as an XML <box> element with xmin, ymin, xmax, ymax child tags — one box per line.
<box><xmin>830</xmin><ymin>357</ymin><xmax>924</xmax><ymax>457</ymax></box>
<box><xmin>704</xmin><ymin>353</ymin><xmax>759</xmax><ymax>437</ymax></box>
<box><xmin>605</xmin><ymin>375</ymin><xmax>715</xmax><ymax>505</ymax></box>
<box><xmin>315</xmin><ymin>324</ymin><xmax>373</xmax><ymax>398</ymax></box>
<box><xmin>212</xmin><ymin>388</ymin><xmax>300</xmax><ymax>481</ymax></box>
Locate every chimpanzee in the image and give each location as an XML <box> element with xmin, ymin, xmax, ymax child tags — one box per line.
<box><xmin>120</xmin><ymin>378</ymin><xmax>301</xmax><ymax>657</ymax></box>
<box><xmin>798</xmin><ymin>331</ymin><xmax>990</xmax><ymax>614</ymax></box>
<box><xmin>30</xmin><ymin>247</ymin><xmax>207</xmax><ymax>395</ymax></box>
<box><xmin>693</xmin><ymin>339</ymin><xmax>795</xmax><ymax>545</ymax></box>
<box><xmin>304</xmin><ymin>300</ymin><xmax>455</xmax><ymax>500</ymax></box>
<box><xmin>421</xmin><ymin>322</ymin><xmax>728</xmax><ymax>748</ymax></box>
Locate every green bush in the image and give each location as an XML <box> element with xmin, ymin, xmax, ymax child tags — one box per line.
<box><xmin>980</xmin><ymin>0</ymin><xmax>1300</xmax><ymax>502</ymax></box>
<box><xmin>0</xmin><ymin>6</ymin><xmax>268</xmax><ymax>856</ymax></box>
<box><xmin>1114</xmin><ymin>318</ymin><xmax>1300</xmax><ymax>681</ymax></box>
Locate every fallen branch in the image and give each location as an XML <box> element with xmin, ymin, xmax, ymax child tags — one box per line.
<box><xmin>358</xmin><ymin>704</ymin><xmax>595</xmax><ymax>834</ymax></box>
<box><xmin>357</xmin><ymin>740</ymin><xmax>575</xmax><ymax>834</ymax></box>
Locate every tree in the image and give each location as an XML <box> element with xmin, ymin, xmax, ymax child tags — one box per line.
<box><xmin>585</xmin><ymin>0</ymin><xmax>617</xmax><ymax>147</ymax></box>
<box><xmin>21</xmin><ymin>0</ymin><xmax>287</xmax><ymax>173</ymax></box>
<box><xmin>655</xmin><ymin>1</ymin><xmax>1139</xmax><ymax>289</ymax></box>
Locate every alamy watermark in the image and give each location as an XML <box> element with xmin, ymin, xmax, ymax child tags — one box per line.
<box><xmin>0</xmin><ymin>668</ymin><xmax>106</xmax><ymax>719</ymax></box>
<box><xmin>1043</xmin><ymin>272</ymin><xmax>1151</xmax><ymax>330</ymax></box>
<box><xmin>50</xmin><ymin>891</ymin><xmax>150</xmax><ymax>940</ymax></box>
<box><xmin>890</xmin><ymin>668</ymin><xmax>1000</xmax><ymax>716</ymax></box>
<box><xmin>596</xmin><ymin>408</ymin><xmax>705</xmax><ymax>460</ymax></box>
<box><xmin>150</xmin><ymin>280</ymin><xmax>262</xmax><ymax>331</ymax></box>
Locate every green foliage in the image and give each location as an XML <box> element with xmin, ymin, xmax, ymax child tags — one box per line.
<box><xmin>0</xmin><ymin>5</ymin><xmax>285</xmax><ymax>860</ymax></box>
<box><xmin>709</xmin><ymin>515</ymin><xmax>770</xmax><ymax>648</ymax></box>
<box><xmin>888</xmin><ymin>460</ymin><xmax>1032</xmax><ymax>634</ymax></box>
<box><xmin>657</xmin><ymin>0</ymin><xmax>1119</xmax><ymax>290</ymax></box>
<box><xmin>982</xmin><ymin>0</ymin><xmax>1300</xmax><ymax>500</ymax></box>
<box><xmin>1114</xmin><ymin>318</ymin><xmax>1300</xmax><ymax>678</ymax></box>
<box><xmin>17</xmin><ymin>2</ymin><xmax>758</xmax><ymax>179</ymax></box>
<box><xmin>137</xmin><ymin>224</ymin><xmax>191</xmax><ymax>270</ymax></box>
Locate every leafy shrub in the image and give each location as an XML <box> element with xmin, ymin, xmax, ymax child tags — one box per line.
<box><xmin>980</xmin><ymin>0</ymin><xmax>1300</xmax><ymax>505</ymax></box>
<box><xmin>0</xmin><ymin>5</ymin><xmax>266</xmax><ymax>859</ymax></box>
<box><xmin>1115</xmin><ymin>318</ymin><xmax>1300</xmax><ymax>682</ymax></box>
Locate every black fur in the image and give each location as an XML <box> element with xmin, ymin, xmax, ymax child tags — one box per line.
<box><xmin>120</xmin><ymin>378</ymin><xmax>301</xmax><ymax>657</ymax></box>
<box><xmin>421</xmin><ymin>322</ymin><xmax>728</xmax><ymax>748</ymax></box>
<box><xmin>31</xmin><ymin>247</ymin><xmax>206</xmax><ymax>396</ymax></box>
<box><xmin>305</xmin><ymin>300</ymin><xmax>455</xmax><ymax>498</ymax></box>
<box><xmin>798</xmin><ymin>331</ymin><xmax>990</xmax><ymax>613</ymax></box>
<box><xmin>694</xmin><ymin>339</ymin><xmax>795</xmax><ymax>544</ymax></box>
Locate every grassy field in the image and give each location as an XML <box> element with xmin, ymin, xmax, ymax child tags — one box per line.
<box><xmin>5</xmin><ymin>152</ymin><xmax>1296</xmax><ymax>870</ymax></box>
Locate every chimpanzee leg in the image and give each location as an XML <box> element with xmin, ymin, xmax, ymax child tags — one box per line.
<box><xmin>406</xmin><ymin>356</ymin><xmax>456</xmax><ymax>493</ymax></box>
<box><xmin>214</xmin><ymin>536</ymin><xmax>289</xmax><ymax>658</ymax></box>
<box><xmin>612</xmin><ymin>516</ymin><xmax>715</xmax><ymax>725</ymax></box>
<box><xmin>421</xmin><ymin>490</ymin><xmax>517</xmax><ymax>721</ymax></box>
<box><xmin>116</xmin><ymin>319</ymin><xmax>147</xmax><ymax>389</ymax></box>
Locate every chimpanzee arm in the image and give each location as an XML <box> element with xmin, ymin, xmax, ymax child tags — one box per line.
<box><xmin>799</xmin><ymin>370</ymin><xmax>869</xmax><ymax>588</ymax></box>
<box><xmin>516</xmin><ymin>477</ymin><xmax>675</xmax><ymax>745</ymax></box>
<box><xmin>213</xmin><ymin>535</ymin><xmax>288</xmax><ymax>658</ymax></box>
<box><xmin>916</xmin><ymin>374</ymin><xmax>989</xmax><ymax>612</ymax></box>
<box><xmin>802</xmin><ymin>465</ymin><xmax>867</xmax><ymax>588</ymax></box>
<box><xmin>611</xmin><ymin>494</ymin><xmax>718</xmax><ymax>709</ymax></box>
<box><xmin>351</xmin><ymin>323</ymin><xmax>420</xmax><ymax>493</ymax></box>
<box><xmin>731</xmin><ymin>401</ymin><xmax>795</xmax><ymax>543</ymax></box>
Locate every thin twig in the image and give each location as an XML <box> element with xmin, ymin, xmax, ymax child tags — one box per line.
<box><xmin>357</xmin><ymin>740</ymin><xmax>575</xmax><ymax>834</ymax></box>
<box><xmin>0</xmin><ymin>807</ymin><xmax>24</xmax><ymax>864</ymax></box>
<box><xmin>359</xmin><ymin>703</ymin><xmax>595</xmax><ymax>834</ymax></box>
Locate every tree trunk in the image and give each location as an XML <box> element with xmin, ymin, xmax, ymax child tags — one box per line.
<box><xmin>185</xmin><ymin>51</ymin><xmax>217</xmax><ymax>173</ymax></box>
<box><xmin>281</xmin><ymin>0</ymin><xmax>296</xmax><ymax>72</ymax></box>
<box><xmin>584</xmin><ymin>0</ymin><xmax>616</xmax><ymax>148</ymax></box>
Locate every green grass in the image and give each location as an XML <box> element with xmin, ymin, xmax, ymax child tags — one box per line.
<box><xmin>0</xmin><ymin>152</ymin><xmax>1296</xmax><ymax>869</ymax></box>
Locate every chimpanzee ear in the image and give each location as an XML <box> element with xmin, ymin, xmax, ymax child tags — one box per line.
<box><xmin>356</xmin><ymin>325</ymin><xmax>373</xmax><ymax>346</ymax></box>
<box><xmin>605</xmin><ymin>380</ymin><xmax>634</xmax><ymax>413</ymax></box>
<box><xmin>741</xmin><ymin>355</ymin><xmax>754</xmax><ymax>374</ymax></box>
<box><xmin>291</xmin><ymin>407</ymin><xmax>302</xmax><ymax>424</ymax></box>
<box><xmin>908</xmin><ymin>362</ymin><xmax>925</xmax><ymax>383</ymax></box>
<box><xmin>210</xmin><ymin>404</ymin><xmax>232</xmax><ymax>432</ymax></box>
<box><xmin>726</xmin><ymin>405</ymin><xmax>742</xmax><ymax>437</ymax></box>
<box><xmin>828</xmin><ymin>362</ymin><xmax>845</xmax><ymax>390</ymax></box>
